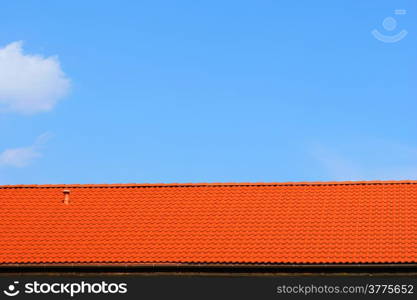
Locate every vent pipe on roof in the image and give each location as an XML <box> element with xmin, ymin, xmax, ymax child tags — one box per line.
<box><xmin>63</xmin><ymin>190</ymin><xmax>71</xmax><ymax>204</ymax></box>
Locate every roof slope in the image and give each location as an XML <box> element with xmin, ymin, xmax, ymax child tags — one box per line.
<box><xmin>0</xmin><ymin>181</ymin><xmax>416</xmax><ymax>265</ymax></box>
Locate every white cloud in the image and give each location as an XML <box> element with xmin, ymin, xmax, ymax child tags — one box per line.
<box><xmin>311</xmin><ymin>141</ymin><xmax>417</xmax><ymax>181</ymax></box>
<box><xmin>0</xmin><ymin>133</ymin><xmax>52</xmax><ymax>168</ymax></box>
<box><xmin>0</xmin><ymin>41</ymin><xmax>70</xmax><ymax>114</ymax></box>
<box><xmin>311</xmin><ymin>145</ymin><xmax>363</xmax><ymax>180</ymax></box>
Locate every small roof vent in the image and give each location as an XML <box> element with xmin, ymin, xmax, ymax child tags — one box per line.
<box><xmin>63</xmin><ymin>190</ymin><xmax>71</xmax><ymax>204</ymax></box>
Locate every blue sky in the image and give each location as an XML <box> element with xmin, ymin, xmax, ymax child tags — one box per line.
<box><xmin>0</xmin><ymin>0</ymin><xmax>416</xmax><ymax>184</ymax></box>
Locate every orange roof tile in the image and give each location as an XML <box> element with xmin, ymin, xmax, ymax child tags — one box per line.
<box><xmin>0</xmin><ymin>180</ymin><xmax>416</xmax><ymax>265</ymax></box>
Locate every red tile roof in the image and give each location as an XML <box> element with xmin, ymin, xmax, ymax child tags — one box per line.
<box><xmin>0</xmin><ymin>180</ymin><xmax>416</xmax><ymax>265</ymax></box>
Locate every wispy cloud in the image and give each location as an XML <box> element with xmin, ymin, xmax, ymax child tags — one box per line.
<box><xmin>0</xmin><ymin>41</ymin><xmax>70</xmax><ymax>114</ymax></box>
<box><xmin>311</xmin><ymin>140</ymin><xmax>417</xmax><ymax>181</ymax></box>
<box><xmin>311</xmin><ymin>145</ymin><xmax>362</xmax><ymax>180</ymax></box>
<box><xmin>0</xmin><ymin>133</ymin><xmax>52</xmax><ymax>168</ymax></box>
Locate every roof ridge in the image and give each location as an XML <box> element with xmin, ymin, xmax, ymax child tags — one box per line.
<box><xmin>1</xmin><ymin>180</ymin><xmax>416</xmax><ymax>189</ymax></box>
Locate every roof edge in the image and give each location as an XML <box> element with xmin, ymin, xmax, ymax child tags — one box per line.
<box><xmin>1</xmin><ymin>263</ymin><xmax>417</xmax><ymax>276</ymax></box>
<box><xmin>0</xmin><ymin>180</ymin><xmax>416</xmax><ymax>189</ymax></box>
<box><xmin>1</xmin><ymin>262</ymin><xmax>417</xmax><ymax>267</ymax></box>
